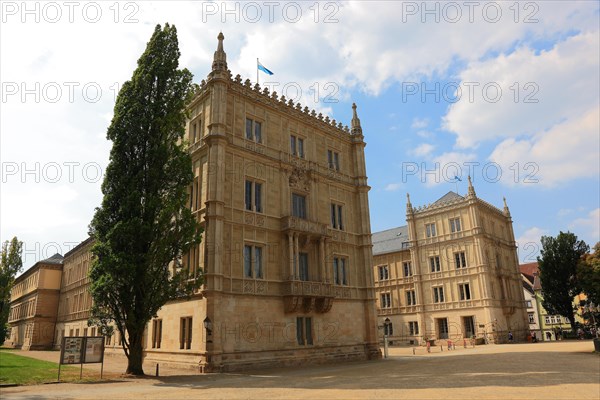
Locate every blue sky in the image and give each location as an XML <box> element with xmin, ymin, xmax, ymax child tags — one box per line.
<box><xmin>1</xmin><ymin>1</ymin><xmax>599</xmax><ymax>268</ymax></box>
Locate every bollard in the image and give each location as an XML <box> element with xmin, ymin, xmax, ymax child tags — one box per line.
<box><xmin>412</xmin><ymin>347</ymin><xmax>415</xmax><ymax>355</ymax></box>
<box><xmin>464</xmin><ymin>339</ymin><xmax>466</xmax><ymax>348</ymax></box>
<box><xmin>441</xmin><ymin>345</ymin><xmax>443</xmax><ymax>351</ymax></box>
<box><xmin>427</xmin><ymin>341</ymin><xmax>431</xmax><ymax>353</ymax></box>
<box><xmin>156</xmin><ymin>363</ymin><xmax>159</xmax><ymax>377</ymax></box>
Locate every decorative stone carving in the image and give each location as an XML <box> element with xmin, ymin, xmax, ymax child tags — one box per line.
<box><xmin>302</xmin><ymin>297</ymin><xmax>315</xmax><ymax>313</ymax></box>
<box><xmin>243</xmin><ymin>280</ymin><xmax>254</xmax><ymax>293</ymax></box>
<box><xmin>284</xmin><ymin>296</ymin><xmax>301</xmax><ymax>313</ymax></box>
<box><xmin>256</xmin><ymin>281</ymin><xmax>266</xmax><ymax>294</ymax></box>
<box><xmin>289</xmin><ymin>166</ymin><xmax>311</xmax><ymax>192</ymax></box>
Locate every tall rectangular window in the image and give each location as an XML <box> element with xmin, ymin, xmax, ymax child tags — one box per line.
<box><xmin>409</xmin><ymin>321</ymin><xmax>419</xmax><ymax>335</ymax></box>
<box><xmin>152</xmin><ymin>319</ymin><xmax>162</xmax><ymax>349</ymax></box>
<box><xmin>438</xmin><ymin>318</ymin><xmax>449</xmax><ymax>339</ymax></box>
<box><xmin>244</xmin><ymin>180</ymin><xmax>263</xmax><ymax>213</ymax></box>
<box><xmin>381</xmin><ymin>293</ymin><xmax>392</xmax><ymax>308</ymax></box>
<box><xmin>378</xmin><ymin>265</ymin><xmax>389</xmax><ymax>281</ymax></box>
<box><xmin>464</xmin><ymin>316</ymin><xmax>475</xmax><ymax>338</ymax></box>
<box><xmin>433</xmin><ymin>286</ymin><xmax>445</xmax><ymax>303</ymax></box>
<box><xmin>333</xmin><ymin>257</ymin><xmax>348</xmax><ymax>285</ymax></box>
<box><xmin>403</xmin><ymin>262</ymin><xmax>413</xmax><ymax>277</ymax></box>
<box><xmin>296</xmin><ymin>317</ymin><xmax>313</xmax><ymax>345</ymax></box>
<box><xmin>425</xmin><ymin>223</ymin><xmax>437</xmax><ymax>237</ymax></box>
<box><xmin>180</xmin><ymin>317</ymin><xmax>192</xmax><ymax>350</ymax></box>
<box><xmin>299</xmin><ymin>252</ymin><xmax>309</xmax><ymax>281</ymax></box>
<box><xmin>292</xmin><ymin>193</ymin><xmax>307</xmax><ymax>219</ymax></box>
<box><xmin>327</xmin><ymin>150</ymin><xmax>340</xmax><ymax>171</ymax></box>
<box><xmin>455</xmin><ymin>251</ymin><xmax>467</xmax><ymax>268</ymax></box>
<box><xmin>245</xmin><ymin>118</ymin><xmax>262</xmax><ymax>143</ymax></box>
<box><xmin>290</xmin><ymin>135</ymin><xmax>305</xmax><ymax>158</ymax></box>
<box><xmin>406</xmin><ymin>290</ymin><xmax>416</xmax><ymax>305</ymax></box>
<box><xmin>449</xmin><ymin>217</ymin><xmax>461</xmax><ymax>233</ymax></box>
<box><xmin>429</xmin><ymin>256</ymin><xmax>441</xmax><ymax>272</ymax></box>
<box><xmin>528</xmin><ymin>313</ymin><xmax>535</xmax><ymax>324</ymax></box>
<box><xmin>330</xmin><ymin>203</ymin><xmax>344</xmax><ymax>230</ymax></box>
<box><xmin>244</xmin><ymin>245</ymin><xmax>263</xmax><ymax>279</ymax></box>
<box><xmin>459</xmin><ymin>283</ymin><xmax>471</xmax><ymax>300</ymax></box>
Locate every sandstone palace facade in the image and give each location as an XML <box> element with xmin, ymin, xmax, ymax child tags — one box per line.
<box><xmin>144</xmin><ymin>32</ymin><xmax>380</xmax><ymax>371</ymax></box>
<box><xmin>372</xmin><ymin>181</ymin><xmax>529</xmax><ymax>345</ymax></box>
<box><xmin>8</xmin><ymin>33</ymin><xmax>380</xmax><ymax>371</ymax></box>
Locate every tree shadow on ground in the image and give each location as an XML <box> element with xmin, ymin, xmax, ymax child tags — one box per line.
<box><xmin>151</xmin><ymin>350</ymin><xmax>600</xmax><ymax>391</ymax></box>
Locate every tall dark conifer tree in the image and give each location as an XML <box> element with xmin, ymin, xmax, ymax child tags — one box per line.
<box><xmin>88</xmin><ymin>23</ymin><xmax>201</xmax><ymax>375</ymax></box>
<box><xmin>538</xmin><ymin>231</ymin><xmax>588</xmax><ymax>332</ymax></box>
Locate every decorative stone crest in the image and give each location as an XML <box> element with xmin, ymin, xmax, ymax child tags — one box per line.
<box><xmin>289</xmin><ymin>166</ymin><xmax>311</xmax><ymax>192</ymax></box>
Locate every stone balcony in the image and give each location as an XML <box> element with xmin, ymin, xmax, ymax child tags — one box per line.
<box><xmin>281</xmin><ymin>216</ymin><xmax>329</xmax><ymax>237</ymax></box>
<box><xmin>282</xmin><ymin>279</ymin><xmax>334</xmax><ymax>314</ymax></box>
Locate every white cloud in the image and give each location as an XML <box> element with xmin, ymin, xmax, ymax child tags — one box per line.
<box><xmin>384</xmin><ymin>183</ymin><xmax>403</xmax><ymax>192</ymax></box>
<box><xmin>411</xmin><ymin>117</ymin><xmax>429</xmax><ymax>129</ymax></box>
<box><xmin>515</xmin><ymin>227</ymin><xmax>549</xmax><ymax>263</ymax></box>
<box><xmin>570</xmin><ymin>208</ymin><xmax>600</xmax><ymax>244</ymax></box>
<box><xmin>488</xmin><ymin>107</ymin><xmax>599</xmax><ymax>186</ymax></box>
<box><xmin>412</xmin><ymin>143</ymin><xmax>435</xmax><ymax>157</ymax></box>
<box><xmin>443</xmin><ymin>32</ymin><xmax>600</xmax><ymax>149</ymax></box>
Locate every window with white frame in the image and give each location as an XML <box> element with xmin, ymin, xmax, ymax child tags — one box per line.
<box><xmin>458</xmin><ymin>283</ymin><xmax>471</xmax><ymax>300</ymax></box>
<box><xmin>449</xmin><ymin>217</ymin><xmax>461</xmax><ymax>233</ymax></box>
<box><xmin>425</xmin><ymin>223</ymin><xmax>437</xmax><ymax>237</ymax></box>
<box><xmin>528</xmin><ymin>313</ymin><xmax>535</xmax><ymax>324</ymax></box>
<box><xmin>180</xmin><ymin>317</ymin><xmax>192</xmax><ymax>350</ymax></box>
<box><xmin>333</xmin><ymin>257</ymin><xmax>348</xmax><ymax>286</ymax></box>
<box><xmin>290</xmin><ymin>135</ymin><xmax>305</xmax><ymax>158</ymax></box>
<box><xmin>455</xmin><ymin>251</ymin><xmax>467</xmax><ymax>268</ymax></box>
<box><xmin>292</xmin><ymin>193</ymin><xmax>307</xmax><ymax>219</ymax></box>
<box><xmin>327</xmin><ymin>150</ymin><xmax>340</xmax><ymax>171</ymax></box>
<box><xmin>429</xmin><ymin>256</ymin><xmax>441</xmax><ymax>272</ymax></box>
<box><xmin>243</xmin><ymin>245</ymin><xmax>263</xmax><ymax>279</ymax></box>
<box><xmin>409</xmin><ymin>321</ymin><xmax>419</xmax><ymax>335</ymax></box>
<box><xmin>381</xmin><ymin>293</ymin><xmax>392</xmax><ymax>308</ymax></box>
<box><xmin>296</xmin><ymin>316</ymin><xmax>313</xmax><ymax>345</ymax></box>
<box><xmin>245</xmin><ymin>117</ymin><xmax>262</xmax><ymax>143</ymax></box>
<box><xmin>433</xmin><ymin>286</ymin><xmax>445</xmax><ymax>303</ymax></box>
<box><xmin>378</xmin><ymin>265</ymin><xmax>389</xmax><ymax>281</ymax></box>
<box><xmin>245</xmin><ymin>180</ymin><xmax>263</xmax><ymax>213</ymax></box>
<box><xmin>403</xmin><ymin>261</ymin><xmax>413</xmax><ymax>277</ymax></box>
<box><xmin>330</xmin><ymin>203</ymin><xmax>344</xmax><ymax>230</ymax></box>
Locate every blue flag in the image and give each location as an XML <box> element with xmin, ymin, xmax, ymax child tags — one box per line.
<box><xmin>454</xmin><ymin>176</ymin><xmax>462</xmax><ymax>182</ymax></box>
<box><xmin>258</xmin><ymin>61</ymin><xmax>274</xmax><ymax>75</ymax></box>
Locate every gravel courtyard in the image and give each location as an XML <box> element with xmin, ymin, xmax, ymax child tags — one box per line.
<box><xmin>2</xmin><ymin>341</ymin><xmax>598</xmax><ymax>399</ymax></box>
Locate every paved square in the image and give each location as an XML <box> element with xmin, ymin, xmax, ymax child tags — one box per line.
<box><xmin>2</xmin><ymin>341</ymin><xmax>599</xmax><ymax>399</ymax></box>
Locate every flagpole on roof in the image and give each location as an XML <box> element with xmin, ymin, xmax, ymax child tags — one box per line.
<box><xmin>257</xmin><ymin>58</ymin><xmax>259</xmax><ymax>85</ymax></box>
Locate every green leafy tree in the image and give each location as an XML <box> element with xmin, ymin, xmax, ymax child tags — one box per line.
<box><xmin>578</xmin><ymin>242</ymin><xmax>600</xmax><ymax>305</ymax></box>
<box><xmin>537</xmin><ymin>232</ymin><xmax>589</xmax><ymax>332</ymax></box>
<box><xmin>88</xmin><ymin>23</ymin><xmax>202</xmax><ymax>375</ymax></box>
<box><xmin>0</xmin><ymin>237</ymin><xmax>23</xmax><ymax>342</ymax></box>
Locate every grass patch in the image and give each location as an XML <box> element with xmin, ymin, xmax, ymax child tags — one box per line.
<box><xmin>0</xmin><ymin>351</ymin><xmax>103</xmax><ymax>385</ymax></box>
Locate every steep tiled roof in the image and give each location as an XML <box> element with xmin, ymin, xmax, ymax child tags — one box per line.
<box><xmin>372</xmin><ymin>226</ymin><xmax>409</xmax><ymax>255</ymax></box>
<box><xmin>519</xmin><ymin>262</ymin><xmax>539</xmax><ymax>283</ymax></box>
<box><xmin>433</xmin><ymin>191</ymin><xmax>464</xmax><ymax>206</ymax></box>
<box><xmin>41</xmin><ymin>253</ymin><xmax>64</xmax><ymax>264</ymax></box>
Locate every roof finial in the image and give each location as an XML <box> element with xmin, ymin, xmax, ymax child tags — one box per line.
<box><xmin>467</xmin><ymin>175</ymin><xmax>476</xmax><ymax>197</ymax></box>
<box><xmin>406</xmin><ymin>193</ymin><xmax>413</xmax><ymax>213</ymax></box>
<box><xmin>503</xmin><ymin>196</ymin><xmax>511</xmax><ymax>217</ymax></box>
<box><xmin>212</xmin><ymin>32</ymin><xmax>227</xmax><ymax>72</ymax></box>
<box><xmin>351</xmin><ymin>103</ymin><xmax>362</xmax><ymax>135</ymax></box>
